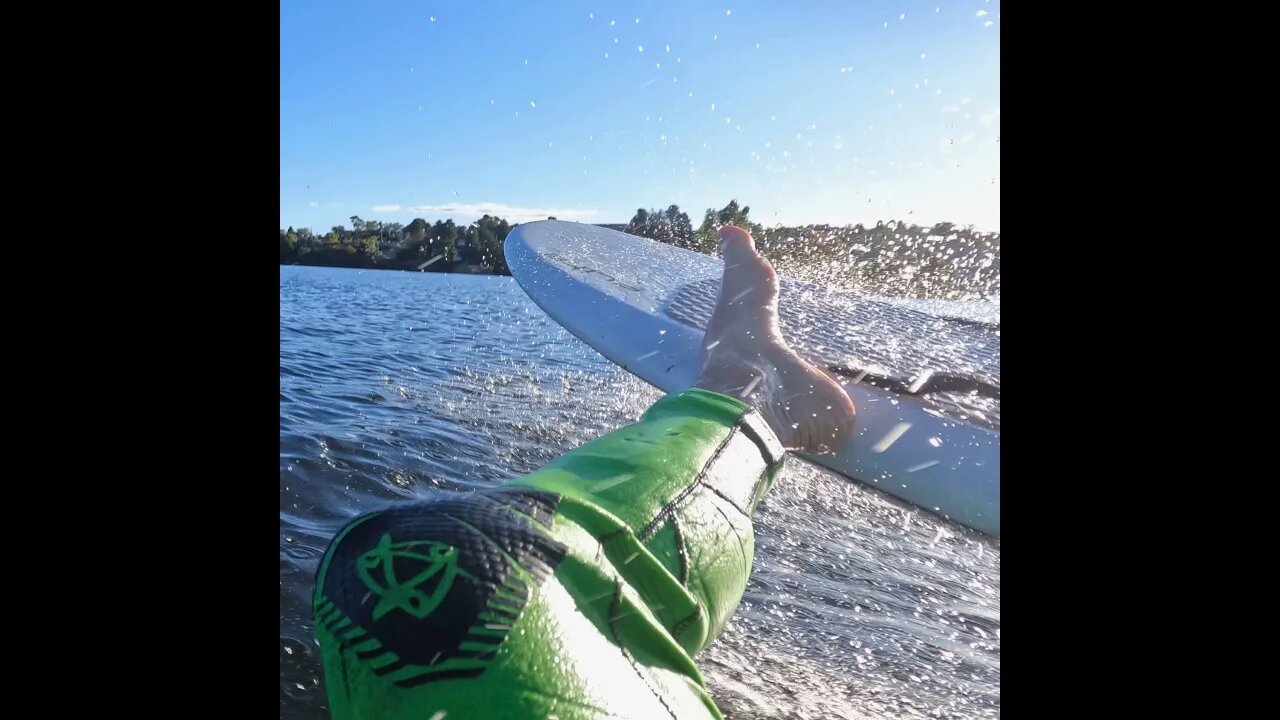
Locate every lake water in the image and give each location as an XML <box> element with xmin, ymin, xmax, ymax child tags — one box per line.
<box><xmin>280</xmin><ymin>265</ymin><xmax>1000</xmax><ymax>719</ymax></box>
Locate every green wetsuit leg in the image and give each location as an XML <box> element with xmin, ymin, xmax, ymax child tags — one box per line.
<box><xmin>314</xmin><ymin>388</ymin><xmax>787</xmax><ymax>719</ymax></box>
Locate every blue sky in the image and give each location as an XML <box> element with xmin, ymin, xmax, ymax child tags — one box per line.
<box><xmin>281</xmin><ymin>1</ymin><xmax>999</xmax><ymax>232</ymax></box>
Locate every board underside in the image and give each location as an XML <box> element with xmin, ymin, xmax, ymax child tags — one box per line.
<box><xmin>506</xmin><ymin>221</ymin><xmax>1000</xmax><ymax>536</ymax></box>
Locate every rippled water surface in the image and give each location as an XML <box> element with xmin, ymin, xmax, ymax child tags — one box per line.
<box><xmin>280</xmin><ymin>266</ymin><xmax>999</xmax><ymax>719</ymax></box>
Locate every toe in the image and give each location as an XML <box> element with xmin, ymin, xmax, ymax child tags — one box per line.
<box><xmin>718</xmin><ymin>225</ymin><xmax>756</xmax><ymax>262</ymax></box>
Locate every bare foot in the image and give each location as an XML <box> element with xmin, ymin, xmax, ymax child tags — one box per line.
<box><xmin>694</xmin><ymin>226</ymin><xmax>856</xmax><ymax>453</ymax></box>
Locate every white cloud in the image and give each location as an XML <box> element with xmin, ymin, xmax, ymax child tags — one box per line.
<box><xmin>980</xmin><ymin>107</ymin><xmax>1001</xmax><ymax>126</ymax></box>
<box><xmin>371</xmin><ymin>204</ymin><xmax>402</xmax><ymax>213</ymax></box>
<box><xmin>308</xmin><ymin>201</ymin><xmax>319</xmax><ymax>207</ymax></box>
<box><xmin>403</xmin><ymin>202</ymin><xmax>597</xmax><ymax>223</ymax></box>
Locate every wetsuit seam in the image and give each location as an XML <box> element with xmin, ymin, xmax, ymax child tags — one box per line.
<box><xmin>609</xmin><ymin>580</ymin><xmax>680</xmax><ymax>720</ymax></box>
<box><xmin>705</xmin><ymin>492</ymin><xmax>751</xmax><ymax>571</ymax></box>
<box><xmin>736</xmin><ymin>410</ymin><xmax>786</xmax><ymax>467</ymax></box>
<box><xmin>670</xmin><ymin>605</ymin><xmax>702</xmax><ymax>639</ymax></box>
<box><xmin>697</xmin><ymin>481</ymin><xmax>751</xmax><ymax>520</ymax></box>
<box><xmin>638</xmin><ymin>427</ymin><xmax>739</xmax><ymax>542</ymax></box>
<box><xmin>670</xmin><ymin>513</ymin><xmax>689</xmax><ymax>586</ymax></box>
<box><xmin>637</xmin><ymin>482</ymin><xmax>701</xmax><ymax>543</ymax></box>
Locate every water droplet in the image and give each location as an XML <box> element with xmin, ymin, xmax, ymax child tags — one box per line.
<box><xmin>872</xmin><ymin>423</ymin><xmax>912</xmax><ymax>453</ymax></box>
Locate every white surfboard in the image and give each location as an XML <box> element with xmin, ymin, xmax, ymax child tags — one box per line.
<box><xmin>505</xmin><ymin>221</ymin><xmax>1000</xmax><ymax>536</ymax></box>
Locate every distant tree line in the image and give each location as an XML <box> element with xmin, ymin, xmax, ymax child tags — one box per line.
<box><xmin>279</xmin><ymin>214</ymin><xmax>511</xmax><ymax>274</ymax></box>
<box><xmin>623</xmin><ymin>199</ymin><xmax>761</xmax><ymax>253</ymax></box>
<box><xmin>281</xmin><ymin>200</ymin><xmax>999</xmax><ymax>299</ymax></box>
<box><xmin>620</xmin><ymin>200</ymin><xmax>998</xmax><ymax>299</ymax></box>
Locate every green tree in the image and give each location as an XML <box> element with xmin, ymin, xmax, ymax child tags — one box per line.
<box><xmin>625</xmin><ymin>208</ymin><xmax>651</xmax><ymax>237</ymax></box>
<box><xmin>280</xmin><ymin>228</ymin><xmax>297</xmax><ymax>263</ymax></box>
<box><xmin>624</xmin><ymin>205</ymin><xmax>692</xmax><ymax>248</ymax></box>
<box><xmin>354</xmin><ymin>235</ymin><xmax>377</xmax><ymax>258</ymax></box>
<box><xmin>694</xmin><ymin>199</ymin><xmax>761</xmax><ymax>252</ymax></box>
<box><xmin>666</xmin><ymin>205</ymin><xmax>693</xmax><ymax>248</ymax></box>
<box><xmin>473</xmin><ymin>214</ymin><xmax>512</xmax><ymax>274</ymax></box>
<box><xmin>404</xmin><ymin>218</ymin><xmax>429</xmax><ymax>243</ymax></box>
<box><xmin>430</xmin><ymin>219</ymin><xmax>460</xmax><ymax>260</ymax></box>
